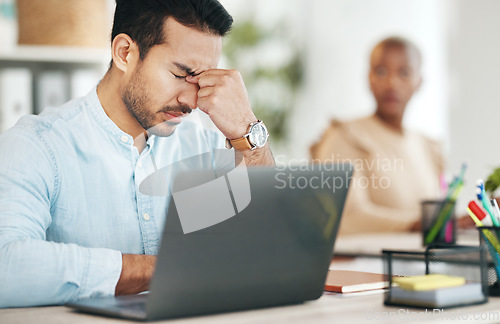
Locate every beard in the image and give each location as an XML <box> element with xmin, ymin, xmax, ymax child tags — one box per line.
<box><xmin>121</xmin><ymin>68</ymin><xmax>192</xmax><ymax>138</ymax></box>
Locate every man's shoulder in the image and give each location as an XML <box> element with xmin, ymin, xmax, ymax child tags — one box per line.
<box><xmin>37</xmin><ymin>95</ymin><xmax>90</xmax><ymax>129</ymax></box>
<box><xmin>0</xmin><ymin>97</ymin><xmax>91</xmax><ymax>174</ymax></box>
<box><xmin>11</xmin><ymin>95</ymin><xmax>89</xmax><ymax>137</ymax></box>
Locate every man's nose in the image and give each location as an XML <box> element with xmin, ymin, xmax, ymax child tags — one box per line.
<box><xmin>178</xmin><ymin>82</ymin><xmax>199</xmax><ymax>110</ymax></box>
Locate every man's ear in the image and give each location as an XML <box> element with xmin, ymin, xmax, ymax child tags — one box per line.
<box><xmin>111</xmin><ymin>33</ymin><xmax>139</xmax><ymax>73</ymax></box>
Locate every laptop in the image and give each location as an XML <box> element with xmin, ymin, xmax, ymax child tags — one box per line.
<box><xmin>66</xmin><ymin>165</ymin><xmax>352</xmax><ymax>321</ymax></box>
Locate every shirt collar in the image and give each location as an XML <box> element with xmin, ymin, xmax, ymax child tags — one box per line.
<box><xmin>84</xmin><ymin>86</ymin><xmax>158</xmax><ymax>148</ymax></box>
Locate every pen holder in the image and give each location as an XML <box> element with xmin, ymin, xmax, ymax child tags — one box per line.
<box><xmin>383</xmin><ymin>245</ymin><xmax>488</xmax><ymax>309</ymax></box>
<box><xmin>477</xmin><ymin>226</ymin><xmax>500</xmax><ymax>295</ymax></box>
<box><xmin>421</xmin><ymin>199</ymin><xmax>457</xmax><ymax>246</ymax></box>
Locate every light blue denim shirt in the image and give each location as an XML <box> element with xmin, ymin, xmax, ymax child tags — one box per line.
<box><xmin>0</xmin><ymin>88</ymin><xmax>224</xmax><ymax>308</ymax></box>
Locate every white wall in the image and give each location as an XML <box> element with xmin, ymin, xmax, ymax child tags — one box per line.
<box><xmin>448</xmin><ymin>0</ymin><xmax>500</xmax><ymax>211</ymax></box>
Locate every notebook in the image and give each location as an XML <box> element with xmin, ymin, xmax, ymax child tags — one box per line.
<box><xmin>324</xmin><ymin>270</ymin><xmax>389</xmax><ymax>293</ymax></box>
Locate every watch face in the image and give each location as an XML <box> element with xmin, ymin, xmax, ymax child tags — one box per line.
<box><xmin>248</xmin><ymin>122</ymin><xmax>268</xmax><ymax>148</ymax></box>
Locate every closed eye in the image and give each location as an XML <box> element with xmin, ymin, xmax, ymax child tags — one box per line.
<box><xmin>172</xmin><ymin>73</ymin><xmax>187</xmax><ymax>80</ymax></box>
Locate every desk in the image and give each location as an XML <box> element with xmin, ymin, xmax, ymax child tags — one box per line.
<box><xmin>1</xmin><ymin>293</ymin><xmax>500</xmax><ymax>324</ymax></box>
<box><xmin>1</xmin><ymin>231</ymin><xmax>490</xmax><ymax>324</ymax></box>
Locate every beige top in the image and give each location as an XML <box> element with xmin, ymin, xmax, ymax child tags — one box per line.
<box><xmin>311</xmin><ymin>115</ymin><xmax>444</xmax><ymax>235</ymax></box>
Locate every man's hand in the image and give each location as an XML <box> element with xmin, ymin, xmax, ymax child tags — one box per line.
<box><xmin>186</xmin><ymin>69</ymin><xmax>256</xmax><ymax>140</ymax></box>
<box><xmin>186</xmin><ymin>69</ymin><xmax>274</xmax><ymax>166</ymax></box>
<box><xmin>115</xmin><ymin>254</ymin><xmax>157</xmax><ymax>296</ymax></box>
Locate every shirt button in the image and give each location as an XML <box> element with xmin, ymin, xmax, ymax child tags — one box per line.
<box><xmin>121</xmin><ymin>135</ymin><xmax>129</xmax><ymax>143</ymax></box>
<box><xmin>143</xmin><ymin>213</ymin><xmax>150</xmax><ymax>221</ymax></box>
<box><xmin>137</xmin><ymin>161</ymin><xmax>142</xmax><ymax>168</ymax></box>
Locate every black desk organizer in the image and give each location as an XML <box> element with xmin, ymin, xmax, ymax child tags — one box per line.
<box><xmin>477</xmin><ymin>226</ymin><xmax>500</xmax><ymax>296</ymax></box>
<box><xmin>383</xmin><ymin>244</ymin><xmax>488</xmax><ymax>309</ymax></box>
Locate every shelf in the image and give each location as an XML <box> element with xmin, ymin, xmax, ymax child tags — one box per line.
<box><xmin>0</xmin><ymin>45</ymin><xmax>110</xmax><ymax>65</ymax></box>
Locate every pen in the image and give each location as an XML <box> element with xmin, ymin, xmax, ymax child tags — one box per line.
<box><xmin>467</xmin><ymin>206</ymin><xmax>500</xmax><ymax>282</ymax></box>
<box><xmin>444</xmin><ymin>221</ymin><xmax>454</xmax><ymax>243</ymax></box>
<box><xmin>438</xmin><ymin>174</ymin><xmax>459</xmax><ymax>241</ymax></box>
<box><xmin>424</xmin><ymin>181</ymin><xmax>463</xmax><ymax>245</ymax></box>
<box><xmin>425</xmin><ymin>164</ymin><xmax>467</xmax><ymax>245</ymax></box>
<box><xmin>466</xmin><ymin>207</ymin><xmax>483</xmax><ymax>226</ymax></box>
<box><xmin>469</xmin><ymin>201</ymin><xmax>492</xmax><ymax>226</ymax></box>
<box><xmin>466</xmin><ymin>207</ymin><xmax>500</xmax><ymax>254</ymax></box>
<box><xmin>476</xmin><ymin>183</ymin><xmax>499</xmax><ymax>226</ymax></box>
<box><xmin>491</xmin><ymin>199</ymin><xmax>500</xmax><ymax>225</ymax></box>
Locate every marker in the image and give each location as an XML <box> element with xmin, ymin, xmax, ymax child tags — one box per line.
<box><xmin>476</xmin><ymin>181</ymin><xmax>499</xmax><ymax>226</ymax></box>
<box><xmin>424</xmin><ymin>181</ymin><xmax>463</xmax><ymax>245</ymax></box>
<box><xmin>444</xmin><ymin>221</ymin><xmax>454</xmax><ymax>243</ymax></box>
<box><xmin>425</xmin><ymin>164</ymin><xmax>467</xmax><ymax>245</ymax></box>
<box><xmin>491</xmin><ymin>199</ymin><xmax>500</xmax><ymax>224</ymax></box>
<box><xmin>466</xmin><ymin>207</ymin><xmax>500</xmax><ymax>254</ymax></box>
<box><xmin>467</xmin><ymin>206</ymin><xmax>500</xmax><ymax>281</ymax></box>
<box><xmin>466</xmin><ymin>207</ymin><xmax>483</xmax><ymax>226</ymax></box>
<box><xmin>468</xmin><ymin>201</ymin><xmax>492</xmax><ymax>226</ymax></box>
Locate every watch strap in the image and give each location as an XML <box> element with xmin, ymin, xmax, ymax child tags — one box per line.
<box><xmin>228</xmin><ymin>136</ymin><xmax>253</xmax><ymax>151</ymax></box>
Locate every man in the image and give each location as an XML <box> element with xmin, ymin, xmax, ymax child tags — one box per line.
<box><xmin>0</xmin><ymin>0</ymin><xmax>274</xmax><ymax>308</ymax></box>
<box><xmin>311</xmin><ymin>37</ymin><xmax>444</xmax><ymax>234</ymax></box>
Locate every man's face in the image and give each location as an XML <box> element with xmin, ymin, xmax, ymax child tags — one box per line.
<box><xmin>122</xmin><ymin>18</ymin><xmax>222</xmax><ymax>137</ymax></box>
<box><xmin>369</xmin><ymin>45</ymin><xmax>421</xmax><ymax>119</ymax></box>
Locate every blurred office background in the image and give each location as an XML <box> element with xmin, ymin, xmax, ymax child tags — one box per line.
<box><xmin>223</xmin><ymin>0</ymin><xmax>500</xmax><ymax>213</ymax></box>
<box><xmin>0</xmin><ymin>0</ymin><xmax>499</xmax><ymax>211</ymax></box>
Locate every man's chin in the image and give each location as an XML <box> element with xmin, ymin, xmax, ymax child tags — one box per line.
<box><xmin>146</xmin><ymin>121</ymin><xmax>180</xmax><ymax>137</ymax></box>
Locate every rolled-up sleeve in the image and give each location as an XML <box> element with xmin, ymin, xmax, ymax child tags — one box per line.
<box><xmin>0</xmin><ymin>123</ymin><xmax>122</xmax><ymax>308</ymax></box>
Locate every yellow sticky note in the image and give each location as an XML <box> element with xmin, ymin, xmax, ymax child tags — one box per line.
<box><xmin>393</xmin><ymin>274</ymin><xmax>465</xmax><ymax>291</ymax></box>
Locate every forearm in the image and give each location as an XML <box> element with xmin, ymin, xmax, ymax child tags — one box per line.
<box><xmin>115</xmin><ymin>254</ymin><xmax>157</xmax><ymax>296</ymax></box>
<box><xmin>238</xmin><ymin>143</ymin><xmax>275</xmax><ymax>167</ymax></box>
<box><xmin>0</xmin><ymin>238</ymin><xmax>122</xmax><ymax>308</ymax></box>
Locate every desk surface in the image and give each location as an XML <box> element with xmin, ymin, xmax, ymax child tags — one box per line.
<box><xmin>1</xmin><ymin>230</ymin><xmax>488</xmax><ymax>324</ymax></box>
<box><xmin>2</xmin><ymin>292</ymin><xmax>500</xmax><ymax>324</ymax></box>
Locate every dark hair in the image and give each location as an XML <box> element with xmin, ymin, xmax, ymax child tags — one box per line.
<box><xmin>112</xmin><ymin>0</ymin><xmax>233</xmax><ymax>60</ymax></box>
<box><xmin>371</xmin><ymin>36</ymin><xmax>422</xmax><ymax>69</ymax></box>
